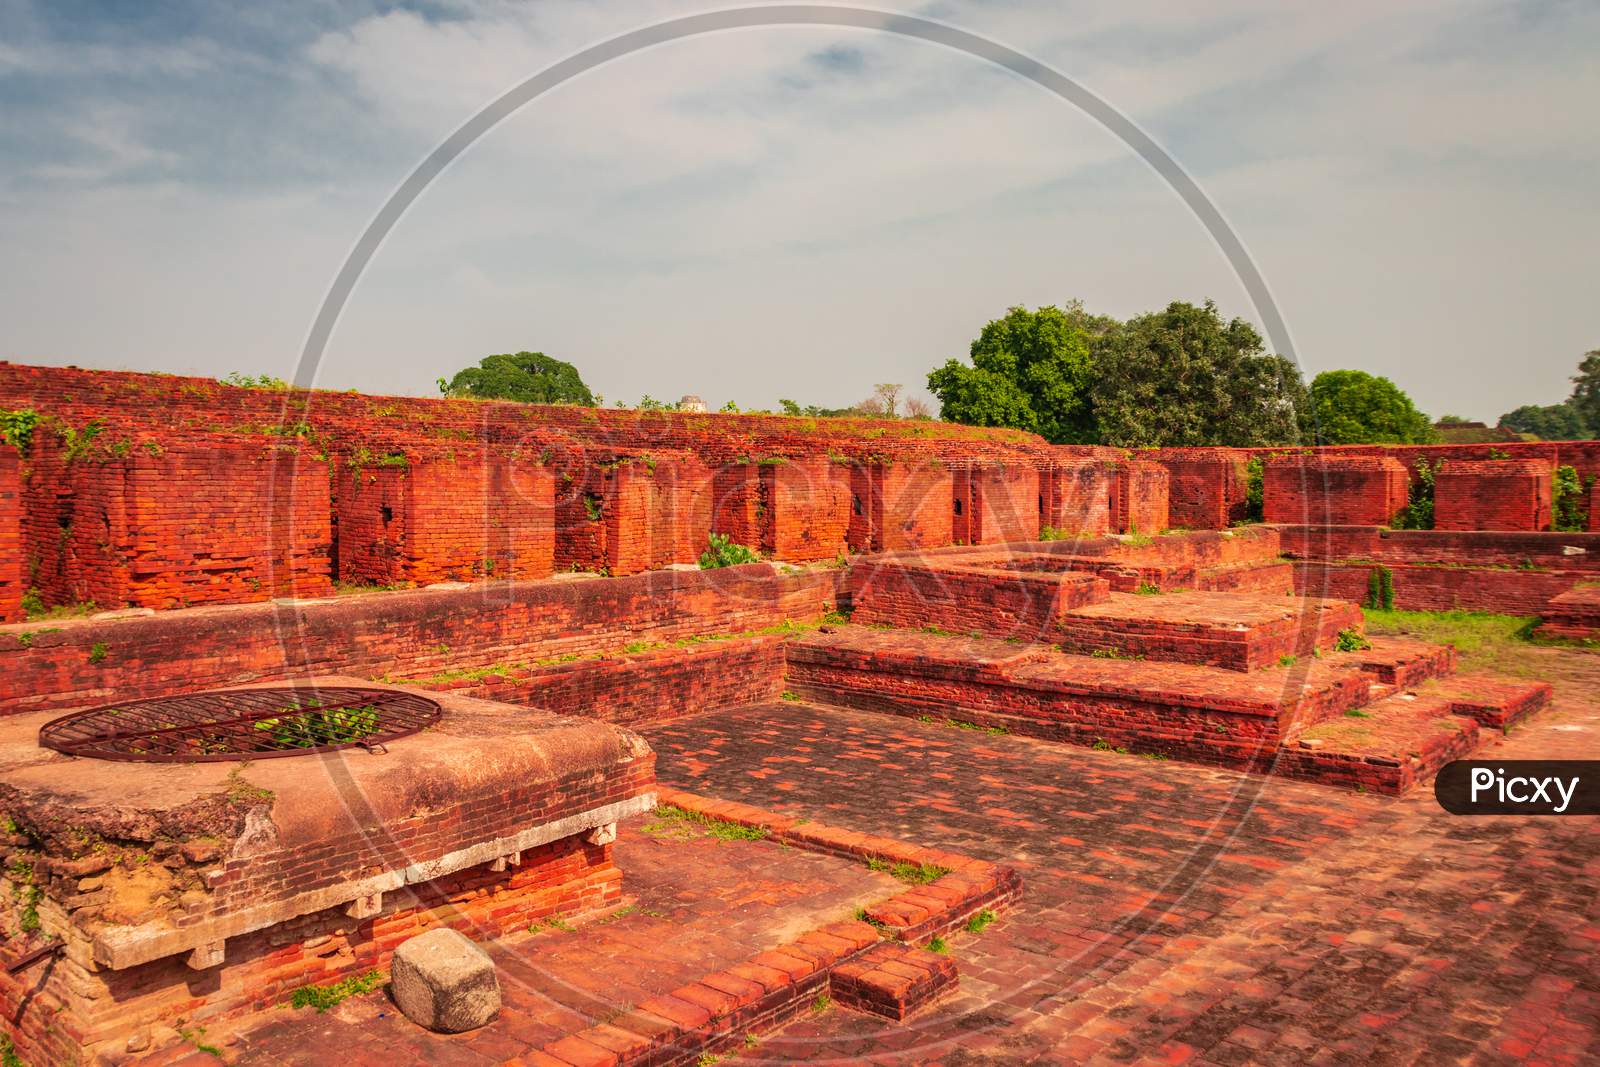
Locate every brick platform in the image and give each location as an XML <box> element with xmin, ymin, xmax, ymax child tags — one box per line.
<box><xmin>1535</xmin><ymin>582</ymin><xmax>1600</xmax><ymax>641</ymax></box>
<box><xmin>1433</xmin><ymin>459</ymin><xmax>1553</xmax><ymax>532</ymax></box>
<box><xmin>1055</xmin><ymin>589</ymin><xmax>1364</xmax><ymax>671</ymax></box>
<box><xmin>1264</xmin><ymin>454</ymin><xmax>1409</xmax><ymax>526</ymax></box>
<box><xmin>0</xmin><ymin>682</ymin><xmax>655</xmax><ymax>1065</ymax></box>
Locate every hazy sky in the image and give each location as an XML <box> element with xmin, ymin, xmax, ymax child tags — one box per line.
<box><xmin>2</xmin><ymin>0</ymin><xmax>1596</xmax><ymax>419</ymax></box>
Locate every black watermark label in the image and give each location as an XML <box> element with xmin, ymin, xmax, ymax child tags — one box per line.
<box><xmin>1435</xmin><ymin>761</ymin><xmax>1600</xmax><ymax>815</ymax></box>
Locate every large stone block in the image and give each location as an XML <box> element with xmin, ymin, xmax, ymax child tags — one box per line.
<box><xmin>391</xmin><ymin>927</ymin><xmax>501</xmax><ymax>1033</ymax></box>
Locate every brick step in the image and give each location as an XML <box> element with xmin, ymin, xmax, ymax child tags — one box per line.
<box><xmin>1419</xmin><ymin>674</ymin><xmax>1552</xmax><ymax>731</ymax></box>
<box><xmin>831</xmin><ymin>941</ymin><xmax>959</xmax><ymax>1021</ymax></box>
<box><xmin>1344</xmin><ymin>638</ymin><xmax>1458</xmax><ymax>687</ymax></box>
<box><xmin>1195</xmin><ymin>559</ymin><xmax>1294</xmax><ymax>595</ymax></box>
<box><xmin>1055</xmin><ymin>590</ymin><xmax>1365</xmax><ymax>672</ymax></box>
<box><xmin>1275</xmin><ymin>692</ymin><xmax>1484</xmax><ymax>795</ymax></box>
<box><xmin>1535</xmin><ymin>583</ymin><xmax>1600</xmax><ymax>641</ymax></box>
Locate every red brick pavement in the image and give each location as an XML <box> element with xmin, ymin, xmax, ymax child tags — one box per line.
<box><xmin>177</xmin><ymin>823</ymin><xmax>900</xmax><ymax>1066</ymax></box>
<box><xmin>641</xmin><ymin>688</ymin><xmax>1600</xmax><ymax>1065</ymax></box>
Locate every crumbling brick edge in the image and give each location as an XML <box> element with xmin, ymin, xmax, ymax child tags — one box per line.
<box><xmin>523</xmin><ymin>786</ymin><xmax>1022</xmax><ymax>1067</ymax></box>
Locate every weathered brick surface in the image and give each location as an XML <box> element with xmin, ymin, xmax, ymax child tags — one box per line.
<box><xmin>1110</xmin><ymin>459</ymin><xmax>1170</xmax><ymax>534</ymax></box>
<box><xmin>953</xmin><ymin>463</ymin><xmax>1039</xmax><ymax>545</ymax></box>
<box><xmin>1534</xmin><ymin>583</ymin><xmax>1600</xmax><ymax>641</ymax></box>
<box><xmin>851</xmin><ymin>558</ymin><xmax>1108</xmax><ymax>641</ymax></box>
<box><xmin>1153</xmin><ymin>447</ymin><xmax>1250</xmax><ymax>529</ymax></box>
<box><xmin>849</xmin><ymin>462</ymin><xmax>953</xmax><ymax>552</ymax></box>
<box><xmin>337</xmin><ymin>448</ymin><xmax>556</xmax><ymax>584</ymax></box>
<box><xmin>1433</xmin><ymin>458</ymin><xmax>1552</xmax><ymax>531</ymax></box>
<box><xmin>1263</xmin><ymin>455</ymin><xmax>1409</xmax><ymax>526</ymax></box>
<box><xmin>1056</xmin><ymin>590</ymin><xmax>1364</xmax><ymax>672</ymax></box>
<box><xmin>428</xmin><ymin>636</ymin><xmax>789</xmax><ymax>727</ymax></box>
<box><xmin>830</xmin><ymin>941</ymin><xmax>959</xmax><ymax>1020</ymax></box>
<box><xmin>0</xmin><ymin>563</ymin><xmax>834</xmax><ymax>715</ymax></box>
<box><xmin>1040</xmin><ymin>459</ymin><xmax>1115</xmax><ymax>537</ymax></box>
<box><xmin>22</xmin><ymin>431</ymin><xmax>331</xmax><ymax>610</ymax></box>
<box><xmin>760</xmin><ymin>457</ymin><xmax>850</xmax><ymax>561</ymax></box>
<box><xmin>0</xmin><ymin>834</ymin><xmax>619</xmax><ymax>1067</ymax></box>
<box><xmin>0</xmin><ymin>446</ymin><xmax>19</xmax><ymax>624</ymax></box>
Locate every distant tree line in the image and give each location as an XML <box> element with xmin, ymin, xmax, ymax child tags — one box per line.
<box><xmin>1497</xmin><ymin>349</ymin><xmax>1600</xmax><ymax>440</ymax></box>
<box><xmin>926</xmin><ymin>301</ymin><xmax>1435</xmax><ymax>447</ymax></box>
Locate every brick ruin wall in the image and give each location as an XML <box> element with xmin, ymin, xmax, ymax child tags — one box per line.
<box><xmin>953</xmin><ymin>464</ymin><xmax>1040</xmax><ymax>545</ymax></box>
<box><xmin>0</xmin><ymin>448</ymin><xmax>19</xmax><ymax>623</ymax></box>
<box><xmin>1111</xmin><ymin>460</ymin><xmax>1171</xmax><ymax>534</ymax></box>
<box><xmin>1262</xmin><ymin>455</ymin><xmax>1410</xmax><ymax>526</ymax></box>
<box><xmin>761</xmin><ymin>457</ymin><xmax>850</xmax><ymax>561</ymax></box>
<box><xmin>849</xmin><ymin>560</ymin><xmax>1109</xmax><ymax>640</ymax></box>
<box><xmin>1152</xmin><ymin>448</ymin><xmax>1249</xmax><ymax>529</ymax></box>
<box><xmin>1</xmin><ymin>834</ymin><xmax>619</xmax><ymax>1067</ymax></box>
<box><xmin>0</xmin><ymin>564</ymin><xmax>834</xmax><ymax>715</ymax></box>
<box><xmin>851</xmin><ymin>463</ymin><xmax>954</xmax><ymax>552</ymax></box>
<box><xmin>1432</xmin><ymin>459</ymin><xmax>1552</xmax><ymax>532</ymax></box>
<box><xmin>22</xmin><ymin>432</ymin><xmax>331</xmax><ymax>610</ymax></box>
<box><xmin>1040</xmin><ymin>460</ymin><xmax>1115</xmax><ymax>537</ymax></box>
<box><xmin>432</xmin><ymin>635</ymin><xmax>789</xmax><ymax>727</ymax></box>
<box><xmin>1281</xmin><ymin>526</ymin><xmax>1600</xmax><ymax>614</ymax></box>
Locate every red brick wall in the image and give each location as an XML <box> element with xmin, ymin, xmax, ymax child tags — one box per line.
<box><xmin>850</xmin><ymin>463</ymin><xmax>953</xmax><ymax>552</ymax></box>
<box><xmin>1276</xmin><ymin>525</ymin><xmax>1600</xmax><ymax>571</ymax></box>
<box><xmin>954</xmin><ymin>463</ymin><xmax>1040</xmax><ymax>544</ymax></box>
<box><xmin>0</xmin><ymin>447</ymin><xmax>20</xmax><ymax>624</ymax></box>
<box><xmin>1263</xmin><ymin>455</ymin><xmax>1408</xmax><ymax>526</ymax></box>
<box><xmin>1153</xmin><ymin>448</ymin><xmax>1249</xmax><ymax>529</ymax></box>
<box><xmin>438</xmin><ymin>636</ymin><xmax>787</xmax><ymax>726</ymax></box>
<box><xmin>1293</xmin><ymin>561</ymin><xmax>1580</xmax><ymax>615</ymax></box>
<box><xmin>711</xmin><ymin>463</ymin><xmax>762</xmax><ymax>548</ymax></box>
<box><xmin>23</xmin><ymin>431</ymin><xmax>331</xmax><ymax>611</ymax></box>
<box><xmin>1111</xmin><ymin>460</ymin><xmax>1170</xmax><ymax>534</ymax></box>
<box><xmin>1040</xmin><ymin>460</ymin><xmax>1115</xmax><ymax>536</ymax></box>
<box><xmin>1</xmin><ymin>564</ymin><xmax>834</xmax><ymax>715</ymax></box>
<box><xmin>851</xmin><ymin>560</ymin><xmax>1108</xmax><ymax>640</ymax></box>
<box><xmin>1</xmin><ymin>835</ymin><xmax>619</xmax><ymax>1067</ymax></box>
<box><xmin>1433</xmin><ymin>459</ymin><xmax>1552</xmax><ymax>532</ymax></box>
<box><xmin>760</xmin><ymin>458</ymin><xmax>850</xmax><ymax>561</ymax></box>
<box><xmin>334</xmin><ymin>463</ymin><xmax>410</xmax><ymax>584</ymax></box>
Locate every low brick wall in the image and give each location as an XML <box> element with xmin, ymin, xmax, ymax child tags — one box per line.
<box><xmin>0</xmin><ymin>564</ymin><xmax>834</xmax><ymax>716</ymax></box>
<box><xmin>850</xmin><ymin>560</ymin><xmax>1108</xmax><ymax>641</ymax></box>
<box><xmin>428</xmin><ymin>636</ymin><xmax>788</xmax><ymax>726</ymax></box>
<box><xmin>1040</xmin><ymin>459</ymin><xmax>1115</xmax><ymax>537</ymax></box>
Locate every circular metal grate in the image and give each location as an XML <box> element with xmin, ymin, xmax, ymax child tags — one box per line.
<box><xmin>38</xmin><ymin>686</ymin><xmax>442</xmax><ymax>763</ymax></box>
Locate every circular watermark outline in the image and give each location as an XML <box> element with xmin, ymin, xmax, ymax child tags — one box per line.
<box><xmin>260</xmin><ymin>5</ymin><xmax>1330</xmax><ymax>1061</ymax></box>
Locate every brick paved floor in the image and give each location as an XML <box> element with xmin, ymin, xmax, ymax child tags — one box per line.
<box><xmin>174</xmin><ymin>823</ymin><xmax>900</xmax><ymax>1065</ymax></box>
<box><xmin>641</xmin><ymin>680</ymin><xmax>1600</xmax><ymax>1065</ymax></box>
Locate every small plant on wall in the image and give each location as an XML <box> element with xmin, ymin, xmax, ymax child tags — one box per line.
<box><xmin>699</xmin><ymin>533</ymin><xmax>760</xmax><ymax>569</ymax></box>
<box><xmin>1551</xmin><ymin>465</ymin><xmax>1590</xmax><ymax>532</ymax></box>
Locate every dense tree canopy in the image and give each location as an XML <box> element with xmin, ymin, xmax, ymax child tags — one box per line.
<box><xmin>1090</xmin><ymin>301</ymin><xmax>1308</xmax><ymax>448</ymax></box>
<box><xmin>1571</xmin><ymin>349</ymin><xmax>1600</xmax><ymax>435</ymax></box>
<box><xmin>442</xmin><ymin>351</ymin><xmax>595</xmax><ymax>405</ymax></box>
<box><xmin>1499</xmin><ymin>401</ymin><xmax>1590</xmax><ymax>440</ymax></box>
<box><xmin>929</xmin><ymin>300</ymin><xmax>1308</xmax><ymax>447</ymax></box>
<box><xmin>927</xmin><ymin>304</ymin><xmax>1107</xmax><ymax>443</ymax></box>
<box><xmin>1306</xmin><ymin>370</ymin><xmax>1435</xmax><ymax>444</ymax></box>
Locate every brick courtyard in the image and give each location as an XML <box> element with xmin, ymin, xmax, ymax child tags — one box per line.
<box><xmin>129</xmin><ymin>651</ymin><xmax>1599</xmax><ymax>1066</ymax></box>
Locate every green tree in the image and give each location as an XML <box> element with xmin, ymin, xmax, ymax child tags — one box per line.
<box><xmin>1090</xmin><ymin>301</ymin><xmax>1308</xmax><ymax>447</ymax></box>
<box><xmin>1568</xmin><ymin>349</ymin><xmax>1600</xmax><ymax>433</ymax></box>
<box><xmin>927</xmin><ymin>303</ymin><xmax>1108</xmax><ymax>443</ymax></box>
<box><xmin>442</xmin><ymin>351</ymin><xmax>595</xmax><ymax>405</ymax></box>
<box><xmin>1306</xmin><ymin>370</ymin><xmax>1435</xmax><ymax>444</ymax></box>
<box><xmin>1498</xmin><ymin>401</ymin><xmax>1591</xmax><ymax>440</ymax></box>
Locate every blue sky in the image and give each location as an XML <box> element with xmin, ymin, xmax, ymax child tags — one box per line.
<box><xmin>2</xmin><ymin>0</ymin><xmax>1596</xmax><ymax>419</ymax></box>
